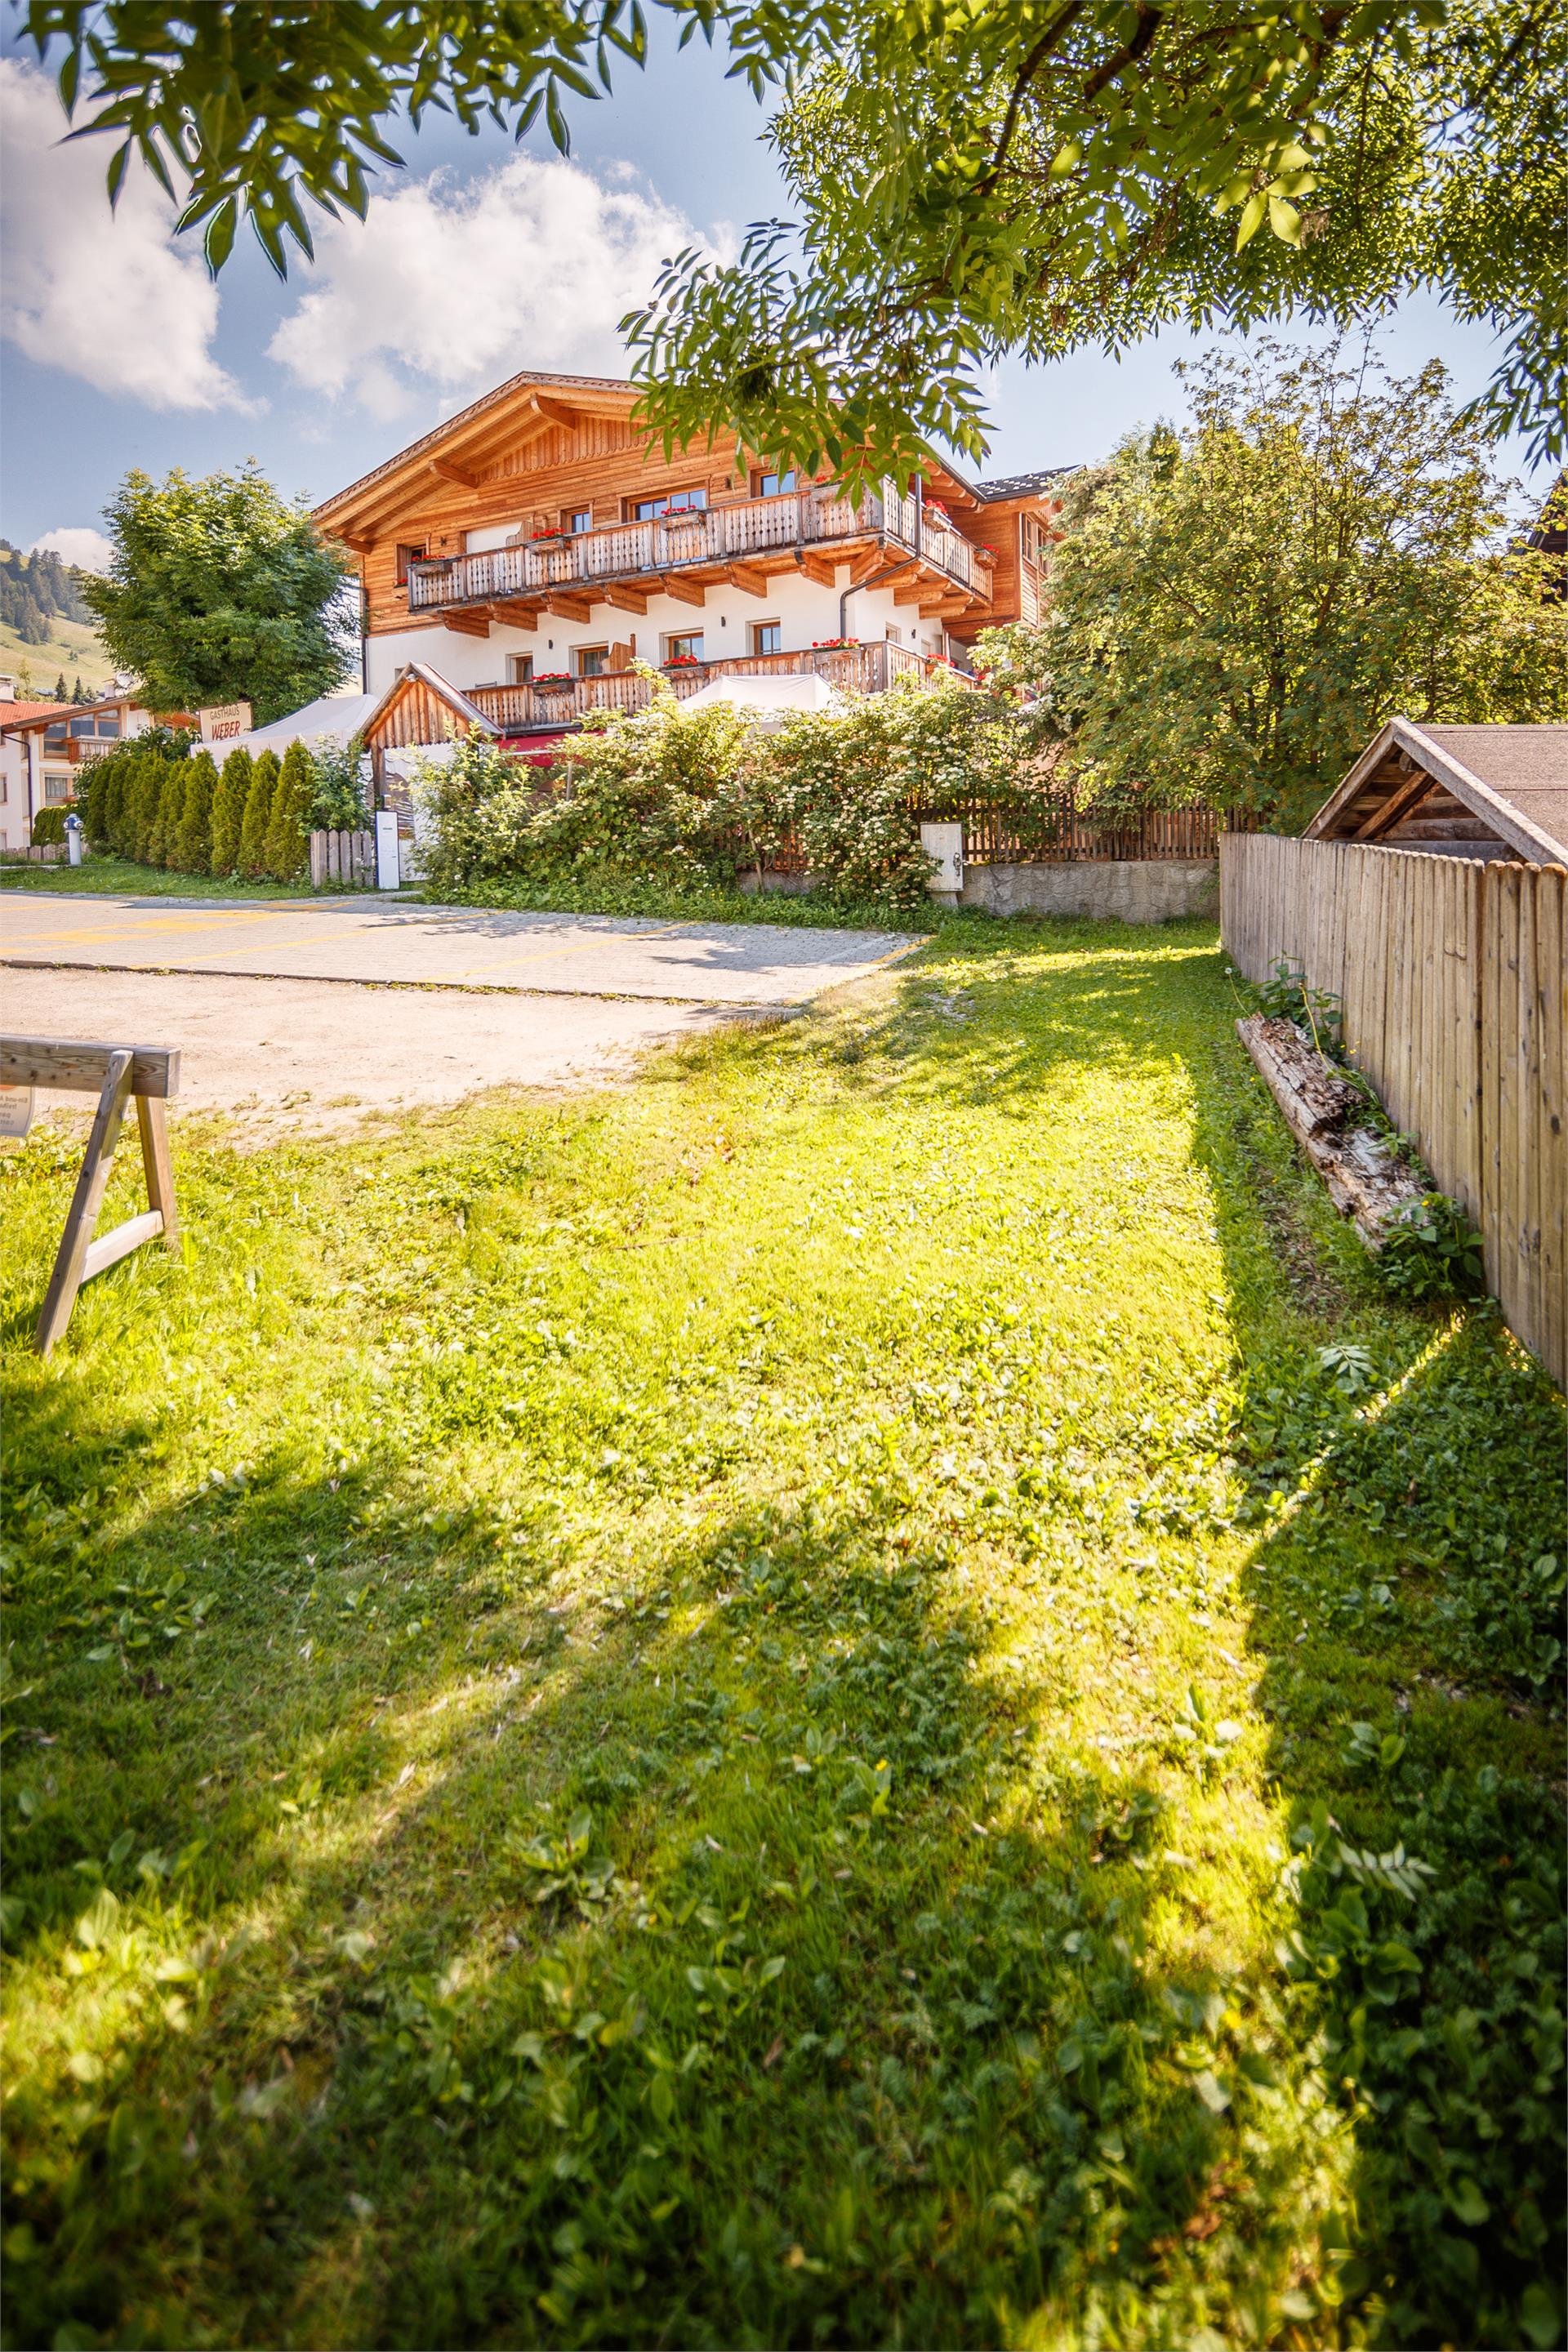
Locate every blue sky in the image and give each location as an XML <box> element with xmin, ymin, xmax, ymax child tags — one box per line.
<box><xmin>0</xmin><ymin>24</ymin><xmax>1542</xmax><ymax>568</ymax></box>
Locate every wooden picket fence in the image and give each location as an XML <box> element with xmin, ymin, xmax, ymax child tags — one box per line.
<box><xmin>309</xmin><ymin>829</ymin><xmax>376</xmax><ymax>890</ymax></box>
<box><xmin>1221</xmin><ymin>832</ymin><xmax>1566</xmax><ymax>1388</ymax></box>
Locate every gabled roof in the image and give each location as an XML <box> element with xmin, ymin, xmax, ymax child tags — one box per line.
<box><xmin>0</xmin><ymin>699</ymin><xmax>72</xmax><ymax>729</ymax></box>
<box><xmin>1</xmin><ymin>690</ymin><xmax>141</xmax><ymax>737</ymax></box>
<box><xmin>311</xmin><ymin>365</ymin><xmax>1067</xmax><ymax>537</ymax></box>
<box><xmin>313</xmin><ymin>370</ymin><xmax>639</xmax><ymax>533</ymax></box>
<box><xmin>360</xmin><ymin>662</ymin><xmax>499</xmax><ymax>751</ymax></box>
<box><xmin>1306</xmin><ymin>718</ymin><xmax>1568</xmax><ymax>865</ymax></box>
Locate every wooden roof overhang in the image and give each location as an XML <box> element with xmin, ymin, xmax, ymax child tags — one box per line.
<box><xmin>1306</xmin><ymin>717</ymin><xmax>1566</xmax><ymax>865</ymax></box>
<box><xmin>359</xmin><ymin>662</ymin><xmax>500</xmax><ymax>757</ymax></box>
<box><xmin>313</xmin><ymin>371</ymin><xmax>644</xmax><ymax>548</ymax></box>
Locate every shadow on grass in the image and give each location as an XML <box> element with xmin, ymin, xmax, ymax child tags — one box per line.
<box><xmin>2</xmin><ymin>922</ymin><xmax>1561</xmax><ymax>2350</ymax></box>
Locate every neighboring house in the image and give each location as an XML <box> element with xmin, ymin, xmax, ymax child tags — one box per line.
<box><xmin>1306</xmin><ymin>719</ymin><xmax>1568</xmax><ymax>866</ymax></box>
<box><xmin>310</xmin><ymin>367</ymin><xmax>1067</xmax><ymax>747</ymax></box>
<box><xmin>0</xmin><ymin>688</ymin><xmax>184</xmax><ymax>848</ymax></box>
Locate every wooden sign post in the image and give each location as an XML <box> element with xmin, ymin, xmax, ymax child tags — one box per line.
<box><xmin>0</xmin><ymin>1036</ymin><xmax>181</xmax><ymax>1355</ymax></box>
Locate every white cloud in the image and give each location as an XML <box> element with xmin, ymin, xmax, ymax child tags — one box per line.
<box><xmin>267</xmin><ymin>153</ymin><xmax>719</xmax><ymax>419</ymax></box>
<box><xmin>0</xmin><ymin>58</ymin><xmax>247</xmax><ymax>412</ymax></box>
<box><xmin>29</xmin><ymin>526</ymin><xmax>116</xmax><ymax>572</ymax></box>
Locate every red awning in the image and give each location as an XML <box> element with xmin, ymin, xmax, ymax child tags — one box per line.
<box><xmin>502</xmin><ymin>729</ymin><xmax>576</xmax><ymax>767</ymax></box>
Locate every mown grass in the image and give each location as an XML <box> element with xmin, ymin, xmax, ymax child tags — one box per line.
<box><xmin>0</xmin><ymin>856</ymin><xmax>310</xmax><ymax>901</ymax></box>
<box><xmin>2</xmin><ymin>916</ymin><xmax>1562</xmax><ymax>2352</ymax></box>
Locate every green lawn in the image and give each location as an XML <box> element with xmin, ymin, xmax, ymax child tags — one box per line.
<box><xmin>2</xmin><ymin>918</ymin><xmax>1561</xmax><ymax>2351</ymax></box>
<box><xmin>0</xmin><ymin>857</ymin><xmax>314</xmax><ymax>902</ymax></box>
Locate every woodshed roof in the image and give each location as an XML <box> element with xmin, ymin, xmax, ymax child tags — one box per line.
<box><xmin>1305</xmin><ymin>718</ymin><xmax>1568</xmax><ymax>866</ymax></box>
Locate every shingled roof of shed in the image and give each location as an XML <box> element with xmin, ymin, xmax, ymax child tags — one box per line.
<box><xmin>1305</xmin><ymin>719</ymin><xmax>1568</xmax><ymax>866</ymax></box>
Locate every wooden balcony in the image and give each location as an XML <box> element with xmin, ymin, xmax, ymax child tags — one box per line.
<box><xmin>408</xmin><ymin>481</ymin><xmax>994</xmax><ymax>634</ymax></box>
<box><xmin>466</xmin><ymin>641</ymin><xmax>970</xmax><ymax>733</ymax></box>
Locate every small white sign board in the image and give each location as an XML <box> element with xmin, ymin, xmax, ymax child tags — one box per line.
<box><xmin>0</xmin><ymin>1084</ymin><xmax>36</xmax><ymax>1138</ymax></box>
<box><xmin>198</xmin><ymin>701</ymin><xmax>253</xmax><ymax>745</ymax></box>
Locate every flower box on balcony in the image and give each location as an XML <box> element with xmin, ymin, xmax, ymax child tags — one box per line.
<box><xmin>810</xmin><ymin>638</ymin><xmax>860</xmax><ymax>651</ymax></box>
<box><xmin>531</xmin><ymin>673</ymin><xmax>574</xmax><ymax>689</ymax></box>
<box><xmin>530</xmin><ymin>528</ymin><xmax>568</xmax><ymax>545</ymax></box>
<box><xmin>662</xmin><ymin>655</ymin><xmax>701</xmax><ymax>670</ymax></box>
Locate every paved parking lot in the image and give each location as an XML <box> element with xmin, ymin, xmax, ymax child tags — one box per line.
<box><xmin>1</xmin><ymin>895</ymin><xmax>915</xmax><ymax>1005</ymax></box>
<box><xmin>0</xmin><ymin>896</ymin><xmax>917</xmax><ymax>1128</ymax></box>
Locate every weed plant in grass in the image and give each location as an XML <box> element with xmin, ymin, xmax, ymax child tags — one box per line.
<box><xmin>0</xmin><ymin>856</ymin><xmax>309</xmax><ymax>901</ymax></box>
<box><xmin>2</xmin><ymin>917</ymin><xmax>1562</xmax><ymax>2350</ymax></box>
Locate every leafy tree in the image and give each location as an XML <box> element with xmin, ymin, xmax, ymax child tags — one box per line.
<box><xmin>974</xmin><ymin>340</ymin><xmax>1568</xmax><ymax>828</ymax></box>
<box><xmin>306</xmin><ymin>737</ymin><xmax>370</xmax><ymax>831</ymax></box>
<box><xmin>19</xmin><ymin>2</ymin><xmax>1565</xmax><ymax>470</ymax></box>
<box><xmin>238</xmin><ymin>749</ymin><xmax>279</xmax><ymax>878</ymax></box>
<box><xmin>174</xmin><ymin>749</ymin><xmax>219</xmax><ymax>871</ymax></box>
<box><xmin>82</xmin><ymin>464</ymin><xmax>354</xmax><ymax>726</ymax></box>
<box><xmin>211</xmin><ymin>746</ymin><xmax>253</xmax><ymax>873</ymax></box>
<box><xmin>263</xmin><ymin>740</ymin><xmax>314</xmax><ymax>881</ymax></box>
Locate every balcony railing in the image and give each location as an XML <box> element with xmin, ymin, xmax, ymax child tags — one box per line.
<box><xmin>467</xmin><ymin>641</ymin><xmax>969</xmax><ymax>733</ymax></box>
<box><xmin>409</xmin><ymin>482</ymin><xmax>992</xmax><ymax>618</ymax></box>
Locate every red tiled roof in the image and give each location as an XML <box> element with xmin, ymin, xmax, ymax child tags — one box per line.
<box><xmin>0</xmin><ymin>700</ymin><xmax>73</xmax><ymax>726</ymax></box>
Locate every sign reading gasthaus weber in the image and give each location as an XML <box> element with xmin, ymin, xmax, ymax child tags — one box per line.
<box><xmin>198</xmin><ymin>702</ymin><xmax>252</xmax><ymax>743</ymax></box>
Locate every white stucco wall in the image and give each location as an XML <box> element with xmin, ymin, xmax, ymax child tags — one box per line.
<box><xmin>365</xmin><ymin>563</ymin><xmax>952</xmax><ymax>698</ymax></box>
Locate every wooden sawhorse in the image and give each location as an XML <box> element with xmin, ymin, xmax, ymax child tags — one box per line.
<box><xmin>0</xmin><ymin>1036</ymin><xmax>182</xmax><ymax>1355</ymax></box>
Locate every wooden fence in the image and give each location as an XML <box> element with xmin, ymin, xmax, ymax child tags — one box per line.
<box><xmin>308</xmin><ymin>829</ymin><xmax>376</xmax><ymax>890</ymax></box>
<box><xmin>1221</xmin><ymin>832</ymin><xmax>1566</xmax><ymax>1389</ymax></box>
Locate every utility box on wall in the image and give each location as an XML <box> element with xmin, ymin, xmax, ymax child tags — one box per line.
<box><xmin>919</xmin><ymin>821</ymin><xmax>964</xmax><ymax>905</ymax></box>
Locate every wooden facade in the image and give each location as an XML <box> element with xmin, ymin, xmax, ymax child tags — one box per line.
<box><xmin>312</xmin><ymin>371</ymin><xmax>1064</xmax><ymax>684</ymax></box>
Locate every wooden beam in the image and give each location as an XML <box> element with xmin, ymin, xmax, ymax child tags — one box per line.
<box><xmin>444</xmin><ymin>608</ymin><xmax>492</xmax><ymax>638</ymax></box>
<box><xmin>599</xmin><ymin>583</ymin><xmax>648</xmax><ymax>615</ymax></box>
<box><xmin>543</xmin><ymin>591</ymin><xmax>593</xmax><ymax>622</ymax></box>
<box><xmin>1351</xmin><ymin>757</ymin><xmax>1432</xmax><ymax>842</ymax></box>
<box><xmin>796</xmin><ymin>553</ymin><xmax>840</xmax><ymax>586</ymax></box>
<box><xmin>0</xmin><ymin>1037</ymin><xmax>180</xmax><ymax>1098</ymax></box>
<box><xmin>719</xmin><ymin>564</ymin><xmax>768</xmax><ymax>598</ymax></box>
<box><xmin>659</xmin><ymin>575</ymin><xmax>706</xmax><ymax>608</ymax></box>
<box><xmin>429</xmin><ymin>457</ymin><xmax>480</xmax><ymax>489</ymax></box>
<box><xmin>490</xmin><ymin>600</ymin><xmax>540</xmax><ymax>630</ymax></box>
<box><xmin>844</xmin><ymin>546</ymin><xmax>890</xmax><ymax>588</ymax></box>
<box><xmin>532</xmin><ymin>393</ymin><xmax>583</xmax><ymax>431</ymax></box>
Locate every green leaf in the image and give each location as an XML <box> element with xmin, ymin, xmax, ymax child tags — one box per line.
<box><xmin>1448</xmin><ymin>2178</ymin><xmax>1490</xmax><ymax>2226</ymax></box>
<box><xmin>1520</xmin><ymin>2283</ymin><xmax>1561</xmax><ymax>2350</ymax></box>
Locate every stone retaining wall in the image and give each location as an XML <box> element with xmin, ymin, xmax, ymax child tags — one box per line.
<box><xmin>960</xmin><ymin>859</ymin><xmax>1219</xmax><ymax>924</ymax></box>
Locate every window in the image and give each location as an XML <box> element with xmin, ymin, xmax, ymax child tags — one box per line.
<box><xmin>506</xmin><ymin>653</ymin><xmax>534</xmax><ymax>684</ymax></box>
<box><xmin>751</xmin><ymin>621</ymin><xmax>782</xmax><ymax>657</ymax></box>
<box><xmin>43</xmin><ymin>723</ymin><xmax>67</xmax><ymax>745</ymax></box>
<box><xmin>43</xmin><ymin>772</ymin><xmax>72</xmax><ymax>802</ymax></box>
<box><xmin>575</xmin><ymin>645</ymin><xmax>609</xmax><ymax>677</ymax></box>
<box><xmin>663</xmin><ymin>632</ymin><xmax>704</xmax><ymax>665</ymax></box>
<box><xmin>395</xmin><ymin>542</ymin><xmax>425</xmax><ymax>586</ymax></box>
<box><xmin>69</xmin><ymin>715</ymin><xmax>95</xmax><ymax>737</ymax></box>
<box><xmin>755</xmin><ymin>471</ymin><xmax>796</xmax><ymax>497</ymax></box>
<box><xmin>1021</xmin><ymin>514</ymin><xmax>1049</xmax><ymax>567</ymax></box>
<box><xmin>632</xmin><ymin>488</ymin><xmax>707</xmax><ymax>520</ymax></box>
<box><xmin>564</xmin><ymin>508</ymin><xmax>593</xmax><ymax>535</ymax></box>
<box><xmin>96</xmin><ymin>715</ymin><xmax>121</xmax><ymax>737</ymax></box>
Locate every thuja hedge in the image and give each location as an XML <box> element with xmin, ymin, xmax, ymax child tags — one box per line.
<box><xmin>80</xmin><ymin>735</ymin><xmax>344</xmax><ymax>884</ymax></box>
<box><xmin>416</xmin><ymin>672</ymin><xmax>1071</xmax><ymax>911</ymax></box>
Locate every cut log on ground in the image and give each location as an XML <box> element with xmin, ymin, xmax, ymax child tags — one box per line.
<box><xmin>1236</xmin><ymin>1013</ymin><xmax>1427</xmax><ymax>1247</ymax></box>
